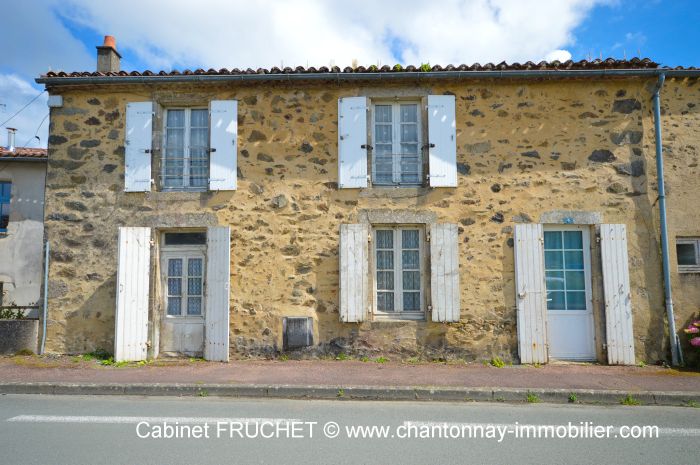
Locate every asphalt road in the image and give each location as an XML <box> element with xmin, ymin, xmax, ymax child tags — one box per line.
<box><xmin>1</xmin><ymin>394</ymin><xmax>698</xmax><ymax>465</ymax></box>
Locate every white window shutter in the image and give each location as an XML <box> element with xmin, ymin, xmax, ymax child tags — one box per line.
<box><xmin>600</xmin><ymin>224</ymin><xmax>635</xmax><ymax>365</ymax></box>
<box><xmin>430</xmin><ymin>223</ymin><xmax>460</xmax><ymax>322</ymax></box>
<box><xmin>114</xmin><ymin>227</ymin><xmax>151</xmax><ymax>362</ymax></box>
<box><xmin>427</xmin><ymin>95</ymin><xmax>457</xmax><ymax>187</ymax></box>
<box><xmin>209</xmin><ymin>100</ymin><xmax>238</xmax><ymax>191</ymax></box>
<box><xmin>339</xmin><ymin>224</ymin><xmax>369</xmax><ymax>322</ymax></box>
<box><xmin>338</xmin><ymin>97</ymin><xmax>368</xmax><ymax>188</ymax></box>
<box><xmin>514</xmin><ymin>224</ymin><xmax>548</xmax><ymax>364</ymax></box>
<box><xmin>124</xmin><ymin>102</ymin><xmax>153</xmax><ymax>192</ymax></box>
<box><xmin>205</xmin><ymin>226</ymin><xmax>231</xmax><ymax>362</ymax></box>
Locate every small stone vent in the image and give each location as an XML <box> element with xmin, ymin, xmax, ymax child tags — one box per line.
<box><xmin>283</xmin><ymin>317</ymin><xmax>313</xmax><ymax>350</ymax></box>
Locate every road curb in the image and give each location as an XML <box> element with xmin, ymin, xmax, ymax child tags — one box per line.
<box><xmin>0</xmin><ymin>382</ymin><xmax>698</xmax><ymax>406</ymax></box>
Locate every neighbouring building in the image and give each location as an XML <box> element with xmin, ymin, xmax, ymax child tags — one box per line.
<box><xmin>0</xmin><ymin>129</ymin><xmax>47</xmax><ymax>318</ymax></box>
<box><xmin>35</xmin><ymin>36</ymin><xmax>700</xmax><ymax>365</ymax></box>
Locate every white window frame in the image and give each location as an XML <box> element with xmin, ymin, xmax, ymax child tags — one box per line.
<box><xmin>676</xmin><ymin>238</ymin><xmax>700</xmax><ymax>273</ymax></box>
<box><xmin>370</xmin><ymin>100</ymin><xmax>423</xmax><ymax>187</ymax></box>
<box><xmin>372</xmin><ymin>225</ymin><xmax>426</xmax><ymax>321</ymax></box>
<box><xmin>161</xmin><ymin>108</ymin><xmax>209</xmax><ymax>191</ymax></box>
<box><xmin>160</xmin><ymin>235</ymin><xmax>207</xmax><ymax>319</ymax></box>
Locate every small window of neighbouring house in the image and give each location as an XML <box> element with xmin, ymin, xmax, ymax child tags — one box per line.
<box><xmin>372</xmin><ymin>102</ymin><xmax>422</xmax><ymax>186</ymax></box>
<box><xmin>0</xmin><ymin>182</ymin><xmax>10</xmax><ymax>232</ymax></box>
<box><xmin>373</xmin><ymin>226</ymin><xmax>425</xmax><ymax>319</ymax></box>
<box><xmin>676</xmin><ymin>238</ymin><xmax>700</xmax><ymax>273</ymax></box>
<box><xmin>162</xmin><ymin>108</ymin><xmax>209</xmax><ymax>190</ymax></box>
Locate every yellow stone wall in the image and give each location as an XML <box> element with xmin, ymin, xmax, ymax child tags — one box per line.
<box><xmin>42</xmin><ymin>77</ymin><xmax>700</xmax><ymax>363</ymax></box>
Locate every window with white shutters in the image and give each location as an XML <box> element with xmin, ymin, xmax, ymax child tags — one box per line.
<box><xmin>162</xmin><ymin>108</ymin><xmax>209</xmax><ymax>190</ymax></box>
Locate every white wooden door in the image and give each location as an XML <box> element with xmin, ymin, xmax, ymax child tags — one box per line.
<box><xmin>544</xmin><ymin>225</ymin><xmax>596</xmax><ymax>360</ymax></box>
<box><xmin>205</xmin><ymin>226</ymin><xmax>231</xmax><ymax>362</ymax></box>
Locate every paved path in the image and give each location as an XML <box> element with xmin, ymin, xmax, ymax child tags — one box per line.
<box><xmin>2</xmin><ymin>394</ymin><xmax>698</xmax><ymax>465</ymax></box>
<box><xmin>1</xmin><ymin>356</ymin><xmax>699</xmax><ymax>392</ymax></box>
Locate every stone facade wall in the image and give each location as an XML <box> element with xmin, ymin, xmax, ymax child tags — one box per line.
<box><xmin>42</xmin><ymin>77</ymin><xmax>700</xmax><ymax>364</ymax></box>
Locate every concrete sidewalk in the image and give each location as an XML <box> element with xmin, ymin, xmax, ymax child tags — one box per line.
<box><xmin>1</xmin><ymin>356</ymin><xmax>699</xmax><ymax>405</ymax></box>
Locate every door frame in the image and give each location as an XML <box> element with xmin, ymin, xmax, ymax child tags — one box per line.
<box><xmin>543</xmin><ymin>224</ymin><xmax>596</xmax><ymax>361</ymax></box>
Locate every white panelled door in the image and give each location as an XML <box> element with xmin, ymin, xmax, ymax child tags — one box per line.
<box><xmin>544</xmin><ymin>225</ymin><xmax>596</xmax><ymax>360</ymax></box>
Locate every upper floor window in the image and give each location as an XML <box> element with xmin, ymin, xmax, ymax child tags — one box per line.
<box><xmin>162</xmin><ymin>108</ymin><xmax>209</xmax><ymax>190</ymax></box>
<box><xmin>372</xmin><ymin>102</ymin><xmax>422</xmax><ymax>186</ymax></box>
<box><xmin>677</xmin><ymin>238</ymin><xmax>700</xmax><ymax>273</ymax></box>
<box><xmin>0</xmin><ymin>182</ymin><xmax>11</xmax><ymax>233</ymax></box>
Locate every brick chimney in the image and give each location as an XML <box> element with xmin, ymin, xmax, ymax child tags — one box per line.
<box><xmin>96</xmin><ymin>35</ymin><xmax>121</xmax><ymax>73</ymax></box>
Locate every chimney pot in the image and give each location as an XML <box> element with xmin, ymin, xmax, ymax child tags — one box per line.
<box><xmin>7</xmin><ymin>128</ymin><xmax>16</xmax><ymax>152</ymax></box>
<box><xmin>96</xmin><ymin>35</ymin><xmax>121</xmax><ymax>73</ymax></box>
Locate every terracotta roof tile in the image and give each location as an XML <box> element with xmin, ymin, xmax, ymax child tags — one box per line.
<box><xmin>0</xmin><ymin>147</ymin><xmax>48</xmax><ymax>159</ymax></box>
<box><xmin>41</xmin><ymin>58</ymin><xmax>664</xmax><ymax>79</ymax></box>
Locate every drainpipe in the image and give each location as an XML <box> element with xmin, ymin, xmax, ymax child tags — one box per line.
<box><xmin>652</xmin><ymin>73</ymin><xmax>680</xmax><ymax>366</ymax></box>
<box><xmin>40</xmin><ymin>241</ymin><xmax>49</xmax><ymax>355</ymax></box>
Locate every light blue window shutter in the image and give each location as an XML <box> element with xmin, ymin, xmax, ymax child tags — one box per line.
<box><xmin>338</xmin><ymin>97</ymin><xmax>368</xmax><ymax>188</ymax></box>
<box><xmin>427</xmin><ymin>95</ymin><xmax>457</xmax><ymax>187</ymax></box>
<box><xmin>114</xmin><ymin>227</ymin><xmax>151</xmax><ymax>362</ymax></box>
<box><xmin>514</xmin><ymin>223</ymin><xmax>548</xmax><ymax>364</ymax></box>
<box><xmin>430</xmin><ymin>223</ymin><xmax>460</xmax><ymax>322</ymax></box>
<box><xmin>209</xmin><ymin>100</ymin><xmax>238</xmax><ymax>191</ymax></box>
<box><xmin>600</xmin><ymin>224</ymin><xmax>635</xmax><ymax>365</ymax></box>
<box><xmin>339</xmin><ymin>224</ymin><xmax>369</xmax><ymax>322</ymax></box>
<box><xmin>125</xmin><ymin>102</ymin><xmax>153</xmax><ymax>192</ymax></box>
<box><xmin>205</xmin><ymin>226</ymin><xmax>231</xmax><ymax>362</ymax></box>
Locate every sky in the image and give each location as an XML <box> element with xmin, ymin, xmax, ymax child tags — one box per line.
<box><xmin>0</xmin><ymin>0</ymin><xmax>697</xmax><ymax>148</ymax></box>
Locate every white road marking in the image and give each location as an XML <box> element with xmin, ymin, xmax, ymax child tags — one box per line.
<box><xmin>7</xmin><ymin>415</ymin><xmax>299</xmax><ymax>424</ymax></box>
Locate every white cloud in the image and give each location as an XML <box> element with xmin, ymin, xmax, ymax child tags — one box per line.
<box><xmin>544</xmin><ymin>50</ymin><xmax>573</xmax><ymax>62</ymax></box>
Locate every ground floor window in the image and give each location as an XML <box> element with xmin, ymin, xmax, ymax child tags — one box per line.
<box><xmin>676</xmin><ymin>238</ymin><xmax>700</xmax><ymax>273</ymax></box>
<box><xmin>374</xmin><ymin>226</ymin><xmax>424</xmax><ymax>318</ymax></box>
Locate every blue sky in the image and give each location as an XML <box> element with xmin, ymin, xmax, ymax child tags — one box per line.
<box><xmin>0</xmin><ymin>0</ymin><xmax>697</xmax><ymax>148</ymax></box>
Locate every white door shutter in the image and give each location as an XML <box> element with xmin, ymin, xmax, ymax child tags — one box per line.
<box><xmin>514</xmin><ymin>224</ymin><xmax>548</xmax><ymax>364</ymax></box>
<box><xmin>114</xmin><ymin>227</ymin><xmax>150</xmax><ymax>362</ymax></box>
<box><xmin>339</xmin><ymin>223</ymin><xmax>369</xmax><ymax>322</ymax></box>
<box><xmin>600</xmin><ymin>224</ymin><xmax>635</xmax><ymax>365</ymax></box>
<box><xmin>427</xmin><ymin>95</ymin><xmax>457</xmax><ymax>187</ymax></box>
<box><xmin>209</xmin><ymin>100</ymin><xmax>238</xmax><ymax>191</ymax></box>
<box><xmin>430</xmin><ymin>223</ymin><xmax>460</xmax><ymax>322</ymax></box>
<box><xmin>338</xmin><ymin>97</ymin><xmax>368</xmax><ymax>188</ymax></box>
<box><xmin>205</xmin><ymin>226</ymin><xmax>231</xmax><ymax>362</ymax></box>
<box><xmin>124</xmin><ymin>102</ymin><xmax>153</xmax><ymax>192</ymax></box>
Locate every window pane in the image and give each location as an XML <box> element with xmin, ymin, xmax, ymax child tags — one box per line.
<box><xmin>400</xmin><ymin>104</ymin><xmax>417</xmax><ymax>123</ymax></box>
<box><xmin>164</xmin><ymin>232</ymin><xmax>207</xmax><ymax>246</ymax></box>
<box><xmin>402</xmin><ymin>271</ymin><xmax>420</xmax><ymax>290</ymax></box>
<box><xmin>677</xmin><ymin>243</ymin><xmax>698</xmax><ymax>266</ymax></box>
<box><xmin>566</xmin><ymin>291</ymin><xmax>587</xmax><ymax>310</ymax></box>
<box><xmin>168</xmin><ymin>259</ymin><xmax>183</xmax><ymax>276</ymax></box>
<box><xmin>375</xmin><ymin>124</ymin><xmax>392</xmax><ymax>143</ymax></box>
<box><xmin>376</xmin><ymin>251</ymin><xmax>394</xmax><ymax>269</ymax></box>
<box><xmin>168</xmin><ymin>277</ymin><xmax>181</xmax><ymax>296</ymax></box>
<box><xmin>564</xmin><ymin>231</ymin><xmax>583</xmax><ymax>249</ymax></box>
<box><xmin>547</xmin><ymin>291</ymin><xmax>565</xmax><ymax>310</ymax></box>
<box><xmin>377</xmin><ymin>292</ymin><xmax>394</xmax><ymax>311</ymax></box>
<box><xmin>544</xmin><ymin>231</ymin><xmax>562</xmax><ymax>249</ymax></box>
<box><xmin>375</xmin><ymin>105</ymin><xmax>392</xmax><ymax>123</ymax></box>
<box><xmin>400</xmin><ymin>124</ymin><xmax>417</xmax><ymax>143</ymax></box>
<box><xmin>188</xmin><ymin>278</ymin><xmax>202</xmax><ymax>296</ymax></box>
<box><xmin>564</xmin><ymin>251</ymin><xmax>584</xmax><ymax>270</ymax></box>
<box><xmin>545</xmin><ymin>271</ymin><xmax>565</xmax><ymax>290</ymax></box>
<box><xmin>166</xmin><ymin>110</ymin><xmax>185</xmax><ymax>127</ymax></box>
<box><xmin>403</xmin><ymin>292</ymin><xmax>420</xmax><ymax>311</ymax></box>
<box><xmin>167</xmin><ymin>297</ymin><xmax>181</xmax><ymax>316</ymax></box>
<box><xmin>187</xmin><ymin>297</ymin><xmax>202</xmax><ymax>315</ymax></box>
<box><xmin>402</xmin><ymin>250</ymin><xmax>419</xmax><ymax>269</ymax></box>
<box><xmin>545</xmin><ymin>251</ymin><xmax>563</xmax><ymax>269</ymax></box>
<box><xmin>376</xmin><ymin>230</ymin><xmax>393</xmax><ymax>249</ymax></box>
<box><xmin>190</xmin><ymin>109</ymin><xmax>208</xmax><ymax>128</ymax></box>
<box><xmin>376</xmin><ymin>271</ymin><xmax>394</xmax><ymax>290</ymax></box>
<box><xmin>402</xmin><ymin>230</ymin><xmax>419</xmax><ymax>248</ymax></box>
<box><xmin>188</xmin><ymin>258</ymin><xmax>203</xmax><ymax>276</ymax></box>
<box><xmin>565</xmin><ymin>271</ymin><xmax>585</xmax><ymax>290</ymax></box>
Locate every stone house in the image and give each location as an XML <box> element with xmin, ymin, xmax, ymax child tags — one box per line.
<box><xmin>0</xmin><ymin>131</ymin><xmax>47</xmax><ymax>318</ymax></box>
<box><xmin>36</xmin><ymin>37</ymin><xmax>700</xmax><ymax>364</ymax></box>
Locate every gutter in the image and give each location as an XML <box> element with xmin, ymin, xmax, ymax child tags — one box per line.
<box><xmin>0</xmin><ymin>158</ymin><xmax>48</xmax><ymax>163</ymax></box>
<box><xmin>651</xmin><ymin>73</ymin><xmax>681</xmax><ymax>366</ymax></box>
<box><xmin>35</xmin><ymin>68</ymin><xmax>700</xmax><ymax>86</ymax></box>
